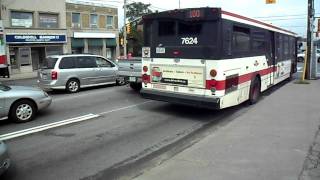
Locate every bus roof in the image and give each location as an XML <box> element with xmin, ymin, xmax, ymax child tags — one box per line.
<box><xmin>143</xmin><ymin>7</ymin><xmax>298</xmax><ymax>37</ymax></box>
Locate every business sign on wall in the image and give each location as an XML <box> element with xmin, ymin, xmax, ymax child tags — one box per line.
<box><xmin>5</xmin><ymin>34</ymin><xmax>67</xmax><ymax>44</ymax></box>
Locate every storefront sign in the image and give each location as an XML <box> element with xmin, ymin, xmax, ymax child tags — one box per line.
<box><xmin>5</xmin><ymin>34</ymin><xmax>67</xmax><ymax>44</ymax></box>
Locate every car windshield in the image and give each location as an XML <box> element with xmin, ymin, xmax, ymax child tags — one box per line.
<box><xmin>41</xmin><ymin>57</ymin><xmax>58</xmax><ymax>69</ymax></box>
<box><xmin>0</xmin><ymin>84</ymin><xmax>11</xmax><ymax>91</ymax></box>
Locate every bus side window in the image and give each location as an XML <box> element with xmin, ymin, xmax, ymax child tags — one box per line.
<box><xmin>232</xmin><ymin>26</ymin><xmax>250</xmax><ymax>55</ymax></box>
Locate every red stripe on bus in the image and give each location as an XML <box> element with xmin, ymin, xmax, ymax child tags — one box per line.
<box><xmin>221</xmin><ymin>11</ymin><xmax>296</xmax><ymax>36</ymax></box>
<box><xmin>207</xmin><ymin>67</ymin><xmax>277</xmax><ymax>91</ymax></box>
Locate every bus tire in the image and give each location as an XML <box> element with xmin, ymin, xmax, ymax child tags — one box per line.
<box><xmin>248</xmin><ymin>77</ymin><xmax>261</xmax><ymax>105</ymax></box>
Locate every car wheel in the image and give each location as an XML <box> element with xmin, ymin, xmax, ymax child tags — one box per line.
<box><xmin>66</xmin><ymin>79</ymin><xmax>80</xmax><ymax>93</ymax></box>
<box><xmin>116</xmin><ymin>77</ymin><xmax>126</xmax><ymax>86</ymax></box>
<box><xmin>129</xmin><ymin>82</ymin><xmax>142</xmax><ymax>91</ymax></box>
<box><xmin>10</xmin><ymin>100</ymin><xmax>36</xmax><ymax>123</ymax></box>
<box><xmin>248</xmin><ymin>77</ymin><xmax>261</xmax><ymax>105</ymax></box>
<box><xmin>318</xmin><ymin>58</ymin><xmax>320</xmax><ymax>63</ymax></box>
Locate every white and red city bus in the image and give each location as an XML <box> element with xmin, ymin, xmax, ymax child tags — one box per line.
<box><xmin>140</xmin><ymin>8</ymin><xmax>297</xmax><ymax>109</ymax></box>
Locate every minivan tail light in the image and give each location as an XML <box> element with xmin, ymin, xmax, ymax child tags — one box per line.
<box><xmin>51</xmin><ymin>71</ymin><xmax>58</xmax><ymax>80</ymax></box>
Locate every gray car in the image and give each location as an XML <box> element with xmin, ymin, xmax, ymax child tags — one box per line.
<box><xmin>38</xmin><ymin>54</ymin><xmax>121</xmax><ymax>93</ymax></box>
<box><xmin>0</xmin><ymin>141</ymin><xmax>9</xmax><ymax>176</ymax></box>
<box><xmin>0</xmin><ymin>84</ymin><xmax>52</xmax><ymax>123</ymax></box>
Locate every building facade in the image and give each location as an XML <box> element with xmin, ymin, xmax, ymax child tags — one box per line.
<box><xmin>66</xmin><ymin>2</ymin><xmax>119</xmax><ymax>59</ymax></box>
<box><xmin>0</xmin><ymin>0</ymin><xmax>67</xmax><ymax>74</ymax></box>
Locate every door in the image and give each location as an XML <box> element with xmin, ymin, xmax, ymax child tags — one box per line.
<box><xmin>0</xmin><ymin>88</ymin><xmax>6</xmax><ymax>118</ymax></box>
<box><xmin>95</xmin><ymin>57</ymin><xmax>117</xmax><ymax>83</ymax></box>
<box><xmin>74</xmin><ymin>56</ymin><xmax>100</xmax><ymax>85</ymax></box>
<box><xmin>31</xmin><ymin>50</ymin><xmax>40</xmax><ymax>70</ymax></box>
<box><xmin>267</xmin><ymin>31</ymin><xmax>276</xmax><ymax>85</ymax></box>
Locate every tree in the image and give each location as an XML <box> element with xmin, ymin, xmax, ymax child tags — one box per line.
<box><xmin>124</xmin><ymin>2</ymin><xmax>153</xmax><ymax>56</ymax></box>
<box><xmin>126</xmin><ymin>2</ymin><xmax>152</xmax><ymax>22</ymax></box>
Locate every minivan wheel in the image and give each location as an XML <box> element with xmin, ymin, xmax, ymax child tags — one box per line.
<box><xmin>66</xmin><ymin>79</ymin><xmax>80</xmax><ymax>93</ymax></box>
<box><xmin>10</xmin><ymin>100</ymin><xmax>36</xmax><ymax>123</ymax></box>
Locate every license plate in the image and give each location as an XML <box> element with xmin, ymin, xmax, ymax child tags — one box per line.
<box><xmin>42</xmin><ymin>75</ymin><xmax>47</xmax><ymax>80</ymax></box>
<box><xmin>153</xmin><ymin>84</ymin><xmax>167</xmax><ymax>90</ymax></box>
<box><xmin>156</xmin><ymin>47</ymin><xmax>165</xmax><ymax>54</ymax></box>
<box><xmin>129</xmin><ymin>77</ymin><xmax>136</xmax><ymax>82</ymax></box>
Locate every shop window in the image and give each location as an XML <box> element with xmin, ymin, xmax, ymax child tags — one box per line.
<box><xmin>11</xmin><ymin>11</ymin><xmax>33</xmax><ymax>28</ymax></box>
<box><xmin>90</xmin><ymin>14</ymin><xmax>98</xmax><ymax>28</ymax></box>
<box><xmin>72</xmin><ymin>13</ymin><xmax>81</xmax><ymax>28</ymax></box>
<box><xmin>106</xmin><ymin>15</ymin><xmax>113</xmax><ymax>28</ymax></box>
<box><xmin>39</xmin><ymin>13</ymin><xmax>58</xmax><ymax>28</ymax></box>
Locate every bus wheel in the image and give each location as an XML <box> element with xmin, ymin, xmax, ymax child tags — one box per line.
<box><xmin>249</xmin><ymin>77</ymin><xmax>261</xmax><ymax>105</ymax></box>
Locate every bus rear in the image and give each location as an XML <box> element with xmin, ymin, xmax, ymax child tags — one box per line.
<box><xmin>140</xmin><ymin>8</ymin><xmax>223</xmax><ymax>109</ymax></box>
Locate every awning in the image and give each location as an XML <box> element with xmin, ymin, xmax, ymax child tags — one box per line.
<box><xmin>71</xmin><ymin>38</ymin><xmax>84</xmax><ymax>48</ymax></box>
<box><xmin>88</xmin><ymin>38</ymin><xmax>103</xmax><ymax>47</ymax></box>
<box><xmin>106</xmin><ymin>38</ymin><xmax>116</xmax><ymax>47</ymax></box>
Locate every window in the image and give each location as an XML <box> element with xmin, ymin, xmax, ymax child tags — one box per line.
<box><xmin>11</xmin><ymin>11</ymin><xmax>33</xmax><ymax>28</ymax></box>
<box><xmin>232</xmin><ymin>26</ymin><xmax>250</xmax><ymax>52</ymax></box>
<box><xmin>252</xmin><ymin>31</ymin><xmax>266</xmax><ymax>53</ymax></box>
<box><xmin>59</xmin><ymin>57</ymin><xmax>76</xmax><ymax>69</ymax></box>
<box><xmin>75</xmin><ymin>56</ymin><xmax>97</xmax><ymax>68</ymax></box>
<box><xmin>158</xmin><ymin>21</ymin><xmax>175</xmax><ymax>36</ymax></box>
<box><xmin>41</xmin><ymin>57</ymin><xmax>58</xmax><ymax>69</ymax></box>
<box><xmin>284</xmin><ymin>36</ymin><xmax>289</xmax><ymax>58</ymax></box>
<box><xmin>178</xmin><ymin>22</ymin><xmax>202</xmax><ymax>35</ymax></box>
<box><xmin>72</xmin><ymin>13</ymin><xmax>81</xmax><ymax>28</ymax></box>
<box><xmin>106</xmin><ymin>15</ymin><xmax>113</xmax><ymax>28</ymax></box>
<box><xmin>39</xmin><ymin>13</ymin><xmax>58</xmax><ymax>28</ymax></box>
<box><xmin>95</xmin><ymin>57</ymin><xmax>113</xmax><ymax>67</ymax></box>
<box><xmin>90</xmin><ymin>14</ymin><xmax>98</xmax><ymax>28</ymax></box>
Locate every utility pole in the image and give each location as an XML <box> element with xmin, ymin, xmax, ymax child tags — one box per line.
<box><xmin>305</xmin><ymin>0</ymin><xmax>314</xmax><ymax>79</ymax></box>
<box><xmin>178</xmin><ymin>0</ymin><xmax>180</xmax><ymax>9</ymax></box>
<box><xmin>123</xmin><ymin>0</ymin><xmax>127</xmax><ymax>58</ymax></box>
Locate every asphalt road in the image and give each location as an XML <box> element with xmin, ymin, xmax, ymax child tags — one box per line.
<box><xmin>0</xmin><ymin>80</ymin><xmax>252</xmax><ymax>180</ymax></box>
<box><xmin>0</xmin><ymin>68</ymin><xmax>312</xmax><ymax>180</ymax></box>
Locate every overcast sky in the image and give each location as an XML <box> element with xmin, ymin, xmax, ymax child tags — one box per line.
<box><xmin>84</xmin><ymin>0</ymin><xmax>320</xmax><ymax>37</ymax></box>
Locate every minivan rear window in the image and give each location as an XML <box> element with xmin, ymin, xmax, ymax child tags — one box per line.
<box><xmin>41</xmin><ymin>57</ymin><xmax>58</xmax><ymax>69</ymax></box>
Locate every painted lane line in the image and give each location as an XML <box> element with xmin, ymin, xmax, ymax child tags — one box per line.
<box><xmin>297</xmin><ymin>67</ymin><xmax>303</xmax><ymax>71</ymax></box>
<box><xmin>0</xmin><ymin>114</ymin><xmax>95</xmax><ymax>137</ymax></box>
<box><xmin>98</xmin><ymin>101</ymin><xmax>152</xmax><ymax>116</ymax></box>
<box><xmin>0</xmin><ymin>114</ymin><xmax>99</xmax><ymax>141</ymax></box>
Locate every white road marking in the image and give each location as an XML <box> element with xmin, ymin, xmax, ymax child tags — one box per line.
<box><xmin>0</xmin><ymin>101</ymin><xmax>152</xmax><ymax>141</ymax></box>
<box><xmin>297</xmin><ymin>67</ymin><xmax>303</xmax><ymax>71</ymax></box>
<box><xmin>98</xmin><ymin>101</ymin><xmax>152</xmax><ymax>115</ymax></box>
<box><xmin>0</xmin><ymin>114</ymin><xmax>99</xmax><ymax>141</ymax></box>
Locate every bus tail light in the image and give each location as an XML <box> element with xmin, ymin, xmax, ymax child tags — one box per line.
<box><xmin>142</xmin><ymin>74</ymin><xmax>150</xmax><ymax>84</ymax></box>
<box><xmin>143</xmin><ymin>66</ymin><xmax>148</xmax><ymax>72</ymax></box>
<box><xmin>51</xmin><ymin>71</ymin><xmax>58</xmax><ymax>80</ymax></box>
<box><xmin>206</xmin><ymin>80</ymin><xmax>216</xmax><ymax>90</ymax></box>
<box><xmin>210</xmin><ymin>69</ymin><xmax>217</xmax><ymax>77</ymax></box>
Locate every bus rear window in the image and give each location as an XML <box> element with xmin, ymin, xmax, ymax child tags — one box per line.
<box><xmin>158</xmin><ymin>21</ymin><xmax>175</xmax><ymax>36</ymax></box>
<box><xmin>178</xmin><ymin>22</ymin><xmax>202</xmax><ymax>35</ymax></box>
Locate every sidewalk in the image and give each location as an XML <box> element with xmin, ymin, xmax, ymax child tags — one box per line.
<box><xmin>135</xmin><ymin>80</ymin><xmax>320</xmax><ymax>180</ymax></box>
<box><xmin>0</xmin><ymin>71</ymin><xmax>37</xmax><ymax>82</ymax></box>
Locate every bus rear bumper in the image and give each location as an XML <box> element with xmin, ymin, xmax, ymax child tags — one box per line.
<box><xmin>141</xmin><ymin>89</ymin><xmax>221</xmax><ymax>109</ymax></box>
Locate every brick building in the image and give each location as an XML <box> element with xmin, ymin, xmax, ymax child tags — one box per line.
<box><xmin>66</xmin><ymin>1</ymin><xmax>119</xmax><ymax>59</ymax></box>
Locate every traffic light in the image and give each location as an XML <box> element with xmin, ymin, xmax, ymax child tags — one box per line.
<box><xmin>120</xmin><ymin>38</ymin><xmax>124</xmax><ymax>46</ymax></box>
<box><xmin>266</xmin><ymin>0</ymin><xmax>276</xmax><ymax>4</ymax></box>
<box><xmin>126</xmin><ymin>23</ymin><xmax>131</xmax><ymax>34</ymax></box>
<box><xmin>318</xmin><ymin>19</ymin><xmax>320</xmax><ymax>32</ymax></box>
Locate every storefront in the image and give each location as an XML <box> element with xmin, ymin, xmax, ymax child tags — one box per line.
<box><xmin>71</xmin><ymin>32</ymin><xmax>117</xmax><ymax>59</ymax></box>
<box><xmin>5</xmin><ymin>34</ymin><xmax>67</xmax><ymax>73</ymax></box>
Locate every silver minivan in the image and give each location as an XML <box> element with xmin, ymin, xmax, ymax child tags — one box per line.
<box><xmin>38</xmin><ymin>54</ymin><xmax>120</xmax><ymax>93</ymax></box>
